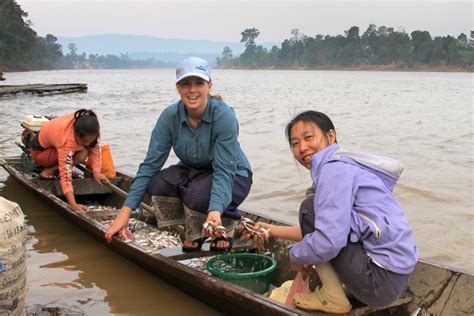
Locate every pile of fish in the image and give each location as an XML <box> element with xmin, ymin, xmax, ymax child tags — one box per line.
<box><xmin>132</xmin><ymin>226</ymin><xmax>182</xmax><ymax>252</ymax></box>
<box><xmin>85</xmin><ymin>205</ymin><xmax>182</xmax><ymax>253</ymax></box>
<box><xmin>85</xmin><ymin>205</ymin><xmax>118</xmax><ymax>224</ymax></box>
<box><xmin>179</xmin><ymin>257</ymin><xmax>214</xmax><ymax>273</ymax></box>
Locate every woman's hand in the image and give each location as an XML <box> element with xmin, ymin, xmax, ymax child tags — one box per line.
<box><xmin>93</xmin><ymin>171</ymin><xmax>108</xmax><ymax>184</ymax></box>
<box><xmin>204</xmin><ymin>211</ymin><xmax>223</xmax><ymax>238</ymax></box>
<box><xmin>65</xmin><ymin>191</ymin><xmax>87</xmax><ymax>212</ymax></box>
<box><xmin>242</xmin><ymin>221</ymin><xmax>272</xmax><ymax>241</ymax></box>
<box><xmin>105</xmin><ymin>206</ymin><xmax>133</xmax><ymax>243</ymax></box>
<box><xmin>253</xmin><ymin>222</ymin><xmax>271</xmax><ymax>231</ymax></box>
<box><xmin>71</xmin><ymin>202</ymin><xmax>87</xmax><ymax>212</ymax></box>
<box><xmin>290</xmin><ymin>261</ymin><xmax>313</xmax><ymax>276</ymax></box>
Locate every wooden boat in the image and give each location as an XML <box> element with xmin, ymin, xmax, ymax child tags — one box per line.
<box><xmin>1</xmin><ymin>156</ymin><xmax>472</xmax><ymax>315</ymax></box>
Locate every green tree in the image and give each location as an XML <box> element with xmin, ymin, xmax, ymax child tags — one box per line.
<box><xmin>383</xmin><ymin>30</ymin><xmax>411</xmax><ymax>64</ymax></box>
<box><xmin>443</xmin><ymin>36</ymin><xmax>460</xmax><ymax>64</ymax></box>
<box><xmin>457</xmin><ymin>33</ymin><xmax>468</xmax><ymax>48</ymax></box>
<box><xmin>339</xmin><ymin>26</ymin><xmax>363</xmax><ymax>66</ymax></box>
<box><xmin>410</xmin><ymin>30</ymin><xmax>433</xmax><ymax>64</ymax></box>
<box><xmin>241</xmin><ymin>28</ymin><xmax>260</xmax><ymax>48</ymax></box>
<box><xmin>362</xmin><ymin>24</ymin><xmax>378</xmax><ymax>61</ymax></box>
<box><xmin>240</xmin><ymin>27</ymin><xmax>261</xmax><ymax>68</ymax></box>
<box><xmin>222</xmin><ymin>46</ymin><xmax>233</xmax><ymax>59</ymax></box>
<box><xmin>0</xmin><ymin>0</ymin><xmax>37</xmax><ymax>70</ymax></box>
<box><xmin>345</xmin><ymin>26</ymin><xmax>360</xmax><ymax>41</ymax></box>
<box><xmin>68</xmin><ymin>42</ymin><xmax>78</xmax><ymax>56</ymax></box>
<box><xmin>216</xmin><ymin>46</ymin><xmax>233</xmax><ymax>67</ymax></box>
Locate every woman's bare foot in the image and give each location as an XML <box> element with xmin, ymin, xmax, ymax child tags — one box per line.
<box><xmin>182</xmin><ymin>238</ymin><xmax>204</xmax><ymax>252</ymax></box>
<box><xmin>39</xmin><ymin>168</ymin><xmax>56</xmax><ymax>179</ymax></box>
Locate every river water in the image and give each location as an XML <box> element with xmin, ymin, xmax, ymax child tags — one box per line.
<box><xmin>0</xmin><ymin>69</ymin><xmax>472</xmax><ymax>314</ymax></box>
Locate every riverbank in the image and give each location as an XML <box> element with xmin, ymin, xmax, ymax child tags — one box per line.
<box><xmin>313</xmin><ymin>64</ymin><xmax>474</xmax><ymax>73</ymax></box>
<box><xmin>2</xmin><ymin>64</ymin><xmax>473</xmax><ymax>75</ymax></box>
<box><xmin>218</xmin><ymin>64</ymin><xmax>474</xmax><ymax>73</ymax></box>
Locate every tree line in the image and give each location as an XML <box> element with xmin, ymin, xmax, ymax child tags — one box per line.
<box><xmin>0</xmin><ymin>0</ymin><xmax>62</xmax><ymax>70</ymax></box>
<box><xmin>62</xmin><ymin>43</ymin><xmax>174</xmax><ymax>69</ymax></box>
<box><xmin>1</xmin><ymin>0</ymin><xmax>473</xmax><ymax>72</ymax></box>
<box><xmin>0</xmin><ymin>0</ymin><xmax>170</xmax><ymax>71</ymax></box>
<box><xmin>217</xmin><ymin>26</ymin><xmax>474</xmax><ymax>70</ymax></box>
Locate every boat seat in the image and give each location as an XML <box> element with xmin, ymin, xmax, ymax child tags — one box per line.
<box><xmin>53</xmin><ymin>177</ymin><xmax>123</xmax><ymax>196</ymax></box>
<box><xmin>32</xmin><ymin>176</ymin><xmax>123</xmax><ymax>196</ymax></box>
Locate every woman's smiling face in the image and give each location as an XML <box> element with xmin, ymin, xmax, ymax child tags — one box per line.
<box><xmin>176</xmin><ymin>76</ymin><xmax>212</xmax><ymax>112</ymax></box>
<box><xmin>290</xmin><ymin>121</ymin><xmax>334</xmax><ymax>169</ymax></box>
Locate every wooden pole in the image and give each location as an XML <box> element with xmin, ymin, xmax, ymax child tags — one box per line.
<box><xmin>101</xmin><ymin>180</ymin><xmax>155</xmax><ymax>216</ymax></box>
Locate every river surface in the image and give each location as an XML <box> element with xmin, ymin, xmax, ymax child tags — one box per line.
<box><xmin>0</xmin><ymin>69</ymin><xmax>472</xmax><ymax>314</ymax></box>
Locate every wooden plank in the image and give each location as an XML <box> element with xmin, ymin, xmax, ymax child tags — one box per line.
<box><xmin>0</xmin><ymin>83</ymin><xmax>87</xmax><ymax>97</ymax></box>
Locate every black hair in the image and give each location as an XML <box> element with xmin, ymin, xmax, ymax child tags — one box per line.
<box><xmin>285</xmin><ymin>110</ymin><xmax>337</xmax><ymax>146</ymax></box>
<box><xmin>210</xmin><ymin>94</ymin><xmax>222</xmax><ymax>101</ymax></box>
<box><xmin>73</xmin><ymin>109</ymin><xmax>100</xmax><ymax>147</ymax></box>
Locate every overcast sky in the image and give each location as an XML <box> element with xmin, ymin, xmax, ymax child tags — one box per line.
<box><xmin>17</xmin><ymin>1</ymin><xmax>473</xmax><ymax>42</ymax></box>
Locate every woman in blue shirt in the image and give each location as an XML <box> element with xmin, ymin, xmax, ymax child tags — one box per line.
<box><xmin>105</xmin><ymin>57</ymin><xmax>252</xmax><ymax>252</ymax></box>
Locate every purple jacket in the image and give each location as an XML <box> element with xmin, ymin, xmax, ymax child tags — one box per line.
<box><xmin>289</xmin><ymin>144</ymin><xmax>418</xmax><ymax>274</ymax></box>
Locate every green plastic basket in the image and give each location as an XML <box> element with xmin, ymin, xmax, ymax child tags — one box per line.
<box><xmin>206</xmin><ymin>253</ymin><xmax>277</xmax><ymax>294</ymax></box>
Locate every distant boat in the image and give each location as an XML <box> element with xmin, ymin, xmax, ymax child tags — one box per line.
<box><xmin>0</xmin><ymin>72</ymin><xmax>5</xmax><ymax>81</ymax></box>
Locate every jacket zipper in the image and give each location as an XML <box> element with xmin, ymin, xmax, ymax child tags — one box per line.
<box><xmin>357</xmin><ymin>212</ymin><xmax>382</xmax><ymax>239</ymax></box>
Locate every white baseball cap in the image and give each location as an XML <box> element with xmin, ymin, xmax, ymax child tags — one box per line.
<box><xmin>175</xmin><ymin>57</ymin><xmax>211</xmax><ymax>83</ymax></box>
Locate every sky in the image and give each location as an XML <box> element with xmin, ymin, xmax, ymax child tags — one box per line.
<box><xmin>17</xmin><ymin>0</ymin><xmax>473</xmax><ymax>43</ymax></box>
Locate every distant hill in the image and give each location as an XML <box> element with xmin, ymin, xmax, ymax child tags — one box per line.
<box><xmin>57</xmin><ymin>34</ymin><xmax>278</xmax><ymax>65</ymax></box>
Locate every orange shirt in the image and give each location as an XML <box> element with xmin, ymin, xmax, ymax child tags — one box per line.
<box><xmin>38</xmin><ymin>113</ymin><xmax>100</xmax><ymax>194</ymax></box>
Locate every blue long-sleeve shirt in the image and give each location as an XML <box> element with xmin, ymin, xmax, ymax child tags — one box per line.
<box><xmin>124</xmin><ymin>97</ymin><xmax>251</xmax><ymax>212</ymax></box>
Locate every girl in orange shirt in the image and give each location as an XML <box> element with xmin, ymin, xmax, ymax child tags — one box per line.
<box><xmin>30</xmin><ymin>109</ymin><xmax>107</xmax><ymax>211</ymax></box>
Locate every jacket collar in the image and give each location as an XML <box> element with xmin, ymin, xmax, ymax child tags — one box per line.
<box><xmin>311</xmin><ymin>143</ymin><xmax>339</xmax><ymax>177</ymax></box>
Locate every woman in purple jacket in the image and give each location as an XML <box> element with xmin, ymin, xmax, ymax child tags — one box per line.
<box><xmin>254</xmin><ymin>111</ymin><xmax>418</xmax><ymax>313</ymax></box>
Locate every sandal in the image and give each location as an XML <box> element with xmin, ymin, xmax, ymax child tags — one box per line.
<box><xmin>210</xmin><ymin>236</ymin><xmax>233</xmax><ymax>252</ymax></box>
<box><xmin>182</xmin><ymin>238</ymin><xmax>204</xmax><ymax>253</ymax></box>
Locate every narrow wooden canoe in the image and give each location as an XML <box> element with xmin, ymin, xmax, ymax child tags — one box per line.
<box><xmin>1</xmin><ymin>156</ymin><xmax>472</xmax><ymax>315</ymax></box>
